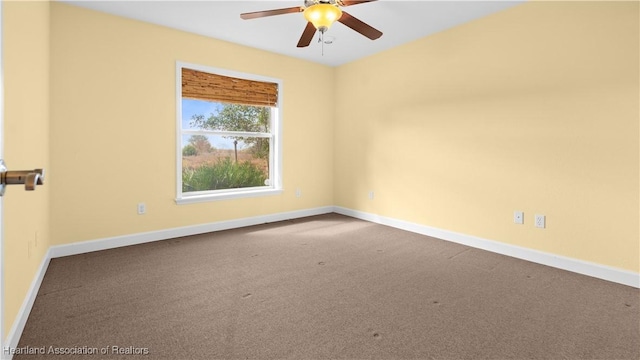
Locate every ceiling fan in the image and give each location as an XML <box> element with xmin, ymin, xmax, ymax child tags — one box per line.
<box><xmin>240</xmin><ymin>0</ymin><xmax>383</xmax><ymax>48</ymax></box>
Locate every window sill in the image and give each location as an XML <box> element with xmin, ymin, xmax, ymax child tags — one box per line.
<box><xmin>176</xmin><ymin>188</ymin><xmax>283</xmax><ymax>204</ymax></box>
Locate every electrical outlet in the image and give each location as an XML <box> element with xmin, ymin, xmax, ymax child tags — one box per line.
<box><xmin>295</xmin><ymin>188</ymin><xmax>302</xmax><ymax>198</ymax></box>
<box><xmin>137</xmin><ymin>202</ymin><xmax>146</xmax><ymax>215</ymax></box>
<box><xmin>514</xmin><ymin>211</ymin><xmax>524</xmax><ymax>224</ymax></box>
<box><xmin>535</xmin><ymin>214</ymin><xmax>545</xmax><ymax>228</ymax></box>
<box><xmin>368</xmin><ymin>191</ymin><xmax>375</xmax><ymax>200</ymax></box>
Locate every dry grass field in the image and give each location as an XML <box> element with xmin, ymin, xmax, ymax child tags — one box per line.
<box><xmin>183</xmin><ymin>149</ymin><xmax>268</xmax><ymax>174</ymax></box>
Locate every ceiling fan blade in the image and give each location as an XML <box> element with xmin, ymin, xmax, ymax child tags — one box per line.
<box><xmin>240</xmin><ymin>7</ymin><xmax>303</xmax><ymax>20</ymax></box>
<box><xmin>338</xmin><ymin>11</ymin><xmax>383</xmax><ymax>40</ymax></box>
<box><xmin>297</xmin><ymin>22</ymin><xmax>317</xmax><ymax>48</ymax></box>
<box><xmin>339</xmin><ymin>0</ymin><xmax>377</xmax><ymax>7</ymax></box>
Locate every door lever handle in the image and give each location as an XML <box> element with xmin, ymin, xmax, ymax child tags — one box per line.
<box><xmin>25</xmin><ymin>172</ymin><xmax>42</xmax><ymax>191</ymax></box>
<box><xmin>0</xmin><ymin>160</ymin><xmax>45</xmax><ymax>196</ymax></box>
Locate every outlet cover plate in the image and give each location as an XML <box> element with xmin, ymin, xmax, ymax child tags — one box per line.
<box><xmin>514</xmin><ymin>211</ymin><xmax>524</xmax><ymax>224</ymax></box>
<box><xmin>535</xmin><ymin>214</ymin><xmax>545</xmax><ymax>228</ymax></box>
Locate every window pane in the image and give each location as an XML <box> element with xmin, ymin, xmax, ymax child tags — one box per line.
<box><xmin>182</xmin><ymin>135</ymin><xmax>270</xmax><ymax>192</ymax></box>
<box><xmin>183</xmin><ymin>99</ymin><xmax>270</xmax><ymax>133</ymax></box>
<box><xmin>182</xmin><ymin>99</ymin><xmax>220</xmax><ymax>131</ymax></box>
<box><xmin>177</xmin><ymin>64</ymin><xmax>282</xmax><ymax>201</ymax></box>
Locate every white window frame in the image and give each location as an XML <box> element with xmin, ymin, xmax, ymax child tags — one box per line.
<box><xmin>175</xmin><ymin>61</ymin><xmax>283</xmax><ymax>204</ymax></box>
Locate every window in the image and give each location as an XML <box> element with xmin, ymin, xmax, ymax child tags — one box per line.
<box><xmin>176</xmin><ymin>62</ymin><xmax>282</xmax><ymax>204</ymax></box>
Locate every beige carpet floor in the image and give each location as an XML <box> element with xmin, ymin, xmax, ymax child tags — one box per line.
<box><xmin>14</xmin><ymin>213</ymin><xmax>640</xmax><ymax>359</ymax></box>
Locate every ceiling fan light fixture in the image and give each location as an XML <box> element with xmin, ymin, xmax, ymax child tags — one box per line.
<box><xmin>303</xmin><ymin>4</ymin><xmax>343</xmax><ymax>33</ymax></box>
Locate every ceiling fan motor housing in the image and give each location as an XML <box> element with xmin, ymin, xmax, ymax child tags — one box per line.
<box><xmin>305</xmin><ymin>0</ymin><xmax>338</xmax><ymax>7</ymax></box>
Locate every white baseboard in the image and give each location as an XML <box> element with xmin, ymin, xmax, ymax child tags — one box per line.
<box><xmin>3</xmin><ymin>249</ymin><xmax>52</xmax><ymax>360</ymax></box>
<box><xmin>50</xmin><ymin>206</ymin><xmax>334</xmax><ymax>258</ymax></box>
<box><xmin>334</xmin><ymin>206</ymin><xmax>640</xmax><ymax>289</ymax></box>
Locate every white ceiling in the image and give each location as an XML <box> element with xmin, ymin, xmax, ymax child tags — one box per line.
<box><xmin>63</xmin><ymin>0</ymin><xmax>524</xmax><ymax>67</ymax></box>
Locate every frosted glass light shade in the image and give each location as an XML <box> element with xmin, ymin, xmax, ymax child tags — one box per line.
<box><xmin>303</xmin><ymin>4</ymin><xmax>343</xmax><ymax>32</ymax></box>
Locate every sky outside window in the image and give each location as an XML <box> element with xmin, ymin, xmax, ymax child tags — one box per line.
<box><xmin>182</xmin><ymin>99</ymin><xmax>238</xmax><ymax>149</ymax></box>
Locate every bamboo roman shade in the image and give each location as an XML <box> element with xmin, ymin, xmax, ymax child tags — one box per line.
<box><xmin>182</xmin><ymin>68</ymin><xmax>278</xmax><ymax>107</ymax></box>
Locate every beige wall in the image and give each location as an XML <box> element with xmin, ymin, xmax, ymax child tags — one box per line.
<box><xmin>334</xmin><ymin>1</ymin><xmax>639</xmax><ymax>272</ymax></box>
<box><xmin>49</xmin><ymin>3</ymin><xmax>335</xmax><ymax>245</ymax></box>
<box><xmin>3</xmin><ymin>0</ymin><xmax>51</xmax><ymax>337</ymax></box>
